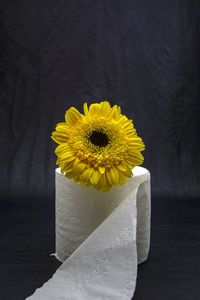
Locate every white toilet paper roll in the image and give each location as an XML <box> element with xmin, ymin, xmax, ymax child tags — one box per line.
<box><xmin>26</xmin><ymin>166</ymin><xmax>150</xmax><ymax>300</ymax></box>
<box><xmin>55</xmin><ymin>166</ymin><xmax>151</xmax><ymax>264</ymax></box>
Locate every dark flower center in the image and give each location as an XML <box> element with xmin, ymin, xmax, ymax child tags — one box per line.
<box><xmin>89</xmin><ymin>130</ymin><xmax>109</xmax><ymax>147</ymax></box>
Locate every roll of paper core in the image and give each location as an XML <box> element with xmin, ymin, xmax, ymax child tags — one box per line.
<box><xmin>27</xmin><ymin>166</ymin><xmax>151</xmax><ymax>300</ymax></box>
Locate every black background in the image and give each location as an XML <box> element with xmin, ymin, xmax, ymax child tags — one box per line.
<box><xmin>1</xmin><ymin>1</ymin><xmax>200</xmax><ymax>299</ymax></box>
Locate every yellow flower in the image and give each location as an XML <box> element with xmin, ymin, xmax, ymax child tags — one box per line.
<box><xmin>51</xmin><ymin>101</ymin><xmax>145</xmax><ymax>192</ymax></box>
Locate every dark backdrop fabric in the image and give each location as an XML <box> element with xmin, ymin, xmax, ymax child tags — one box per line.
<box><xmin>0</xmin><ymin>1</ymin><xmax>200</xmax><ymax>300</ymax></box>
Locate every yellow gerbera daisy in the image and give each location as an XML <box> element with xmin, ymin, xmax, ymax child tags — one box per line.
<box><xmin>51</xmin><ymin>101</ymin><xmax>145</xmax><ymax>192</ymax></box>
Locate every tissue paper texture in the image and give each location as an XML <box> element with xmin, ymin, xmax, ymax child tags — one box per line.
<box><xmin>26</xmin><ymin>166</ymin><xmax>150</xmax><ymax>300</ymax></box>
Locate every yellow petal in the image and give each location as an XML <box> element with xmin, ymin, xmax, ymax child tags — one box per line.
<box><xmin>100</xmin><ymin>101</ymin><xmax>111</xmax><ymax>115</ymax></box>
<box><xmin>95</xmin><ymin>174</ymin><xmax>104</xmax><ymax>189</ymax></box>
<box><xmin>57</xmin><ymin>148</ymin><xmax>73</xmax><ymax>157</ymax></box>
<box><xmin>89</xmin><ymin>103</ymin><xmax>100</xmax><ymax>114</ymax></box>
<box><xmin>118</xmin><ymin>115</ymin><xmax>128</xmax><ymax>125</ymax></box>
<box><xmin>106</xmin><ymin>168</ymin><xmax>116</xmax><ymax>186</ymax></box>
<box><xmin>128</xmin><ymin>136</ymin><xmax>144</xmax><ymax>144</ymax></box>
<box><xmin>80</xmin><ymin>167</ymin><xmax>93</xmax><ymax>181</ymax></box>
<box><xmin>51</xmin><ymin>123</ymin><xmax>70</xmax><ymax>144</ymax></box>
<box><xmin>119</xmin><ymin>173</ymin><xmax>127</xmax><ymax>185</ymax></box>
<box><xmin>117</xmin><ymin>105</ymin><xmax>121</xmax><ymax>114</ymax></box>
<box><xmin>98</xmin><ymin>166</ymin><xmax>105</xmax><ymax>174</ymax></box>
<box><xmin>126</xmin><ymin>153</ymin><xmax>144</xmax><ymax>165</ymax></box>
<box><xmin>123</xmin><ymin>120</ymin><xmax>133</xmax><ymax>129</ymax></box>
<box><xmin>51</xmin><ymin>133</ymin><xmax>68</xmax><ymax>144</ymax></box>
<box><xmin>112</xmin><ymin>166</ymin><xmax>120</xmax><ymax>185</ymax></box>
<box><xmin>125</xmin><ymin>127</ymin><xmax>135</xmax><ymax>135</ymax></box>
<box><xmin>83</xmin><ymin>102</ymin><xmax>89</xmax><ymax>115</ymax></box>
<box><xmin>59</xmin><ymin>153</ymin><xmax>75</xmax><ymax>163</ymax></box>
<box><xmin>55</xmin><ymin>143</ymin><xmax>70</xmax><ymax>154</ymax></box>
<box><xmin>65</xmin><ymin>171</ymin><xmax>73</xmax><ymax>178</ymax></box>
<box><xmin>55</xmin><ymin>122</ymin><xmax>67</xmax><ymax>127</ymax></box>
<box><xmin>116</xmin><ymin>161</ymin><xmax>128</xmax><ymax>172</ymax></box>
<box><xmin>129</xmin><ymin>152</ymin><xmax>144</xmax><ymax>160</ymax></box>
<box><xmin>127</xmin><ymin>137</ymin><xmax>145</xmax><ymax>149</ymax></box>
<box><xmin>65</xmin><ymin>107</ymin><xmax>82</xmax><ymax>125</ymax></box>
<box><xmin>61</xmin><ymin>161</ymin><xmax>74</xmax><ymax>173</ymax></box>
<box><xmin>55</xmin><ymin>122</ymin><xmax>68</xmax><ymax>130</ymax></box>
<box><xmin>109</xmin><ymin>105</ymin><xmax>120</xmax><ymax>119</ymax></box>
<box><xmin>90</xmin><ymin>169</ymin><xmax>100</xmax><ymax>185</ymax></box>
<box><xmin>129</xmin><ymin>143</ymin><xmax>145</xmax><ymax>151</ymax></box>
<box><xmin>121</xmin><ymin>166</ymin><xmax>133</xmax><ymax>177</ymax></box>
<box><xmin>73</xmin><ymin>159</ymin><xmax>86</xmax><ymax>174</ymax></box>
<box><xmin>104</xmin><ymin>173</ymin><xmax>112</xmax><ymax>190</ymax></box>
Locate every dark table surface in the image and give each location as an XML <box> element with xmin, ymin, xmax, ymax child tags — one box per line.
<box><xmin>0</xmin><ymin>193</ymin><xmax>199</xmax><ymax>300</ymax></box>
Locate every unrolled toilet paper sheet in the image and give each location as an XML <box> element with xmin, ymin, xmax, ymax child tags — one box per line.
<box><xmin>26</xmin><ymin>166</ymin><xmax>151</xmax><ymax>300</ymax></box>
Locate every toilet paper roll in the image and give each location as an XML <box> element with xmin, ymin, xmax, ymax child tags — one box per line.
<box><xmin>26</xmin><ymin>166</ymin><xmax>151</xmax><ymax>300</ymax></box>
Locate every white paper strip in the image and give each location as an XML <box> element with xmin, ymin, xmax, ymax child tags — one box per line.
<box><xmin>26</xmin><ymin>166</ymin><xmax>150</xmax><ymax>300</ymax></box>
